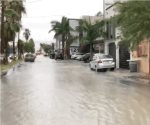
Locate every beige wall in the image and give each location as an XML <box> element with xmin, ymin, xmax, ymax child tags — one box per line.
<box><xmin>132</xmin><ymin>40</ymin><xmax>150</xmax><ymax>74</ymax></box>
<box><xmin>82</xmin><ymin>16</ymin><xmax>102</xmax><ymax>24</ymax></box>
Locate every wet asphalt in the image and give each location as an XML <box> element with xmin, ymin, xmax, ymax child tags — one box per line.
<box><xmin>1</xmin><ymin>55</ymin><xmax>150</xmax><ymax>125</ymax></box>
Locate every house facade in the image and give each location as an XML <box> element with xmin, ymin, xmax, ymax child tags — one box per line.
<box><xmin>104</xmin><ymin>0</ymin><xmax>150</xmax><ymax>74</ymax></box>
<box><xmin>82</xmin><ymin>15</ymin><xmax>104</xmax><ymax>54</ymax></box>
<box><xmin>104</xmin><ymin>0</ymin><xmax>130</xmax><ymax>69</ymax></box>
<box><xmin>131</xmin><ymin>40</ymin><xmax>150</xmax><ymax>73</ymax></box>
<box><xmin>55</xmin><ymin>35</ymin><xmax>62</xmax><ymax>51</ymax></box>
<box><xmin>68</xmin><ymin>19</ymin><xmax>80</xmax><ymax>55</ymax></box>
<box><xmin>82</xmin><ymin>15</ymin><xmax>103</xmax><ymax>24</ymax></box>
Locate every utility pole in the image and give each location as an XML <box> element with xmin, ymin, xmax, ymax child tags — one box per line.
<box><xmin>1</xmin><ymin>0</ymin><xmax>5</xmax><ymax>54</ymax></box>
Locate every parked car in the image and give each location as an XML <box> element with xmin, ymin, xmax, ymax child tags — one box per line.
<box><xmin>71</xmin><ymin>53</ymin><xmax>84</xmax><ymax>60</ymax></box>
<box><xmin>24</xmin><ymin>53</ymin><xmax>35</xmax><ymax>62</ymax></box>
<box><xmin>36</xmin><ymin>52</ymin><xmax>41</xmax><ymax>55</ymax></box>
<box><xmin>76</xmin><ymin>54</ymin><xmax>85</xmax><ymax>60</ymax></box>
<box><xmin>89</xmin><ymin>53</ymin><xmax>115</xmax><ymax>72</ymax></box>
<box><xmin>44</xmin><ymin>53</ymin><xmax>48</xmax><ymax>56</ymax></box>
<box><xmin>49</xmin><ymin>52</ymin><xmax>55</xmax><ymax>59</ymax></box>
<box><xmin>81</xmin><ymin>53</ymin><xmax>91</xmax><ymax>62</ymax></box>
<box><xmin>55</xmin><ymin>52</ymin><xmax>63</xmax><ymax>60</ymax></box>
<box><xmin>9</xmin><ymin>54</ymin><xmax>16</xmax><ymax>60</ymax></box>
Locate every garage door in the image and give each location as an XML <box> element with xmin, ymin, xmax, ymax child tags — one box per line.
<box><xmin>109</xmin><ymin>43</ymin><xmax>116</xmax><ymax>66</ymax></box>
<box><xmin>119</xmin><ymin>44</ymin><xmax>130</xmax><ymax>69</ymax></box>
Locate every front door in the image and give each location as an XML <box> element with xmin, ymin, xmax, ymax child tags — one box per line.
<box><xmin>109</xmin><ymin>43</ymin><xmax>116</xmax><ymax>67</ymax></box>
<box><xmin>119</xmin><ymin>44</ymin><xmax>130</xmax><ymax>69</ymax></box>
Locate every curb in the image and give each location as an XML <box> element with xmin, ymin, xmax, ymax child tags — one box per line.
<box><xmin>106</xmin><ymin>70</ymin><xmax>150</xmax><ymax>84</ymax></box>
<box><xmin>0</xmin><ymin>70</ymin><xmax>8</xmax><ymax>77</ymax></box>
<box><xmin>0</xmin><ymin>62</ymin><xmax>23</xmax><ymax>77</ymax></box>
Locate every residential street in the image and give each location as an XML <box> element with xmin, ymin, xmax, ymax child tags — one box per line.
<box><xmin>1</xmin><ymin>56</ymin><xmax>150</xmax><ymax>125</ymax></box>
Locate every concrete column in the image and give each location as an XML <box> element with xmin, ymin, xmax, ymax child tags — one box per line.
<box><xmin>115</xmin><ymin>41</ymin><xmax>120</xmax><ymax>69</ymax></box>
<box><xmin>104</xmin><ymin>42</ymin><xmax>109</xmax><ymax>55</ymax></box>
<box><xmin>116</xmin><ymin>44</ymin><xmax>119</xmax><ymax>69</ymax></box>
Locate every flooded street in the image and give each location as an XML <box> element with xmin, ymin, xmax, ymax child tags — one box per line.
<box><xmin>1</xmin><ymin>56</ymin><xmax>150</xmax><ymax>125</ymax></box>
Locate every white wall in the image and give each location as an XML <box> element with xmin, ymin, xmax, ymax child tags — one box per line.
<box><xmin>69</xmin><ymin>19</ymin><xmax>80</xmax><ymax>47</ymax></box>
<box><xmin>104</xmin><ymin>0</ymin><xmax>129</xmax><ymax>69</ymax></box>
<box><xmin>104</xmin><ymin>1</ymin><xmax>119</xmax><ymax>68</ymax></box>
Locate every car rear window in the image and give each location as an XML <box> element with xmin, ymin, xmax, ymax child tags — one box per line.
<box><xmin>26</xmin><ymin>54</ymin><xmax>34</xmax><ymax>57</ymax></box>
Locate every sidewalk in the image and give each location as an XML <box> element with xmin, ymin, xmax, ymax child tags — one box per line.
<box><xmin>0</xmin><ymin>59</ymin><xmax>23</xmax><ymax>77</ymax></box>
<box><xmin>107</xmin><ymin>69</ymin><xmax>150</xmax><ymax>83</ymax></box>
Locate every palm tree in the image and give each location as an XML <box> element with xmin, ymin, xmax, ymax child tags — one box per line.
<box><xmin>49</xmin><ymin>16</ymin><xmax>71</xmax><ymax>59</ymax></box>
<box><xmin>1</xmin><ymin>0</ymin><xmax>26</xmax><ymax>63</ymax></box>
<box><xmin>115</xmin><ymin>0</ymin><xmax>150</xmax><ymax>74</ymax></box>
<box><xmin>76</xmin><ymin>19</ymin><xmax>84</xmax><ymax>46</ymax></box>
<box><xmin>65</xmin><ymin>34</ymin><xmax>78</xmax><ymax>59</ymax></box>
<box><xmin>2</xmin><ymin>0</ymin><xmax>25</xmax><ymax>63</ymax></box>
<box><xmin>23</xmin><ymin>28</ymin><xmax>31</xmax><ymax>42</ymax></box>
<box><xmin>18</xmin><ymin>39</ymin><xmax>24</xmax><ymax>59</ymax></box>
<box><xmin>0</xmin><ymin>0</ymin><xmax>5</xmax><ymax>54</ymax></box>
<box><xmin>76</xmin><ymin>19</ymin><xmax>105</xmax><ymax>59</ymax></box>
<box><xmin>11</xmin><ymin>0</ymin><xmax>26</xmax><ymax>57</ymax></box>
<box><xmin>115</xmin><ymin>1</ymin><xmax>150</xmax><ymax>49</ymax></box>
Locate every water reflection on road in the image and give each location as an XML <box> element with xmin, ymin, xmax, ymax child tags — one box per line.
<box><xmin>1</xmin><ymin>56</ymin><xmax>150</xmax><ymax>125</ymax></box>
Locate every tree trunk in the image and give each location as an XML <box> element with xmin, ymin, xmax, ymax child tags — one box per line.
<box><xmin>3</xmin><ymin>39</ymin><xmax>8</xmax><ymax>64</ymax></box>
<box><xmin>149</xmin><ymin>40</ymin><xmax>150</xmax><ymax>74</ymax></box>
<box><xmin>66</xmin><ymin>42</ymin><xmax>70</xmax><ymax>59</ymax></box>
<box><xmin>13</xmin><ymin>40</ymin><xmax>15</xmax><ymax>56</ymax></box>
<box><xmin>18</xmin><ymin>41</ymin><xmax>22</xmax><ymax>59</ymax></box>
<box><xmin>62</xmin><ymin>35</ymin><xmax>65</xmax><ymax>59</ymax></box>
<box><xmin>90</xmin><ymin>43</ymin><xmax>93</xmax><ymax>60</ymax></box>
<box><xmin>1</xmin><ymin>1</ymin><xmax>5</xmax><ymax>54</ymax></box>
<box><xmin>3</xmin><ymin>27</ymin><xmax>10</xmax><ymax>64</ymax></box>
<box><xmin>18</xmin><ymin>32</ymin><xmax>23</xmax><ymax>59</ymax></box>
<box><xmin>59</xmin><ymin>40</ymin><xmax>60</xmax><ymax>50</ymax></box>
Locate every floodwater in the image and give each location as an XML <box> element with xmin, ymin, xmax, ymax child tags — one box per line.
<box><xmin>1</xmin><ymin>56</ymin><xmax>150</xmax><ymax>125</ymax></box>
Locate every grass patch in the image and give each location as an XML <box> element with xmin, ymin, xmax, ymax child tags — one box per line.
<box><xmin>0</xmin><ymin>59</ymin><xmax>23</xmax><ymax>72</ymax></box>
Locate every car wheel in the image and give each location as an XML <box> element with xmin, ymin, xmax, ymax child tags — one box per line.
<box><xmin>103</xmin><ymin>69</ymin><xmax>107</xmax><ymax>72</ymax></box>
<box><xmin>110</xmin><ymin>68</ymin><xmax>115</xmax><ymax>71</ymax></box>
<box><xmin>89</xmin><ymin>64</ymin><xmax>93</xmax><ymax>70</ymax></box>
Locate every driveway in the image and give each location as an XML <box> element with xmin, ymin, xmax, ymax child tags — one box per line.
<box><xmin>1</xmin><ymin>55</ymin><xmax>150</xmax><ymax>125</ymax></box>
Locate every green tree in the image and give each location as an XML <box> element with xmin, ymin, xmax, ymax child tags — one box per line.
<box><xmin>24</xmin><ymin>38</ymin><xmax>35</xmax><ymax>53</ymax></box>
<box><xmin>0</xmin><ymin>0</ymin><xmax>26</xmax><ymax>64</ymax></box>
<box><xmin>29</xmin><ymin>38</ymin><xmax>35</xmax><ymax>53</ymax></box>
<box><xmin>76</xmin><ymin>19</ymin><xmax>84</xmax><ymax>46</ymax></box>
<box><xmin>76</xmin><ymin>19</ymin><xmax>105</xmax><ymax>59</ymax></box>
<box><xmin>49</xmin><ymin>16</ymin><xmax>72</xmax><ymax>59</ymax></box>
<box><xmin>8</xmin><ymin>0</ymin><xmax>25</xmax><ymax>55</ymax></box>
<box><xmin>17</xmin><ymin>39</ymin><xmax>24</xmax><ymax>59</ymax></box>
<box><xmin>115</xmin><ymin>0</ymin><xmax>150</xmax><ymax>49</ymax></box>
<box><xmin>40</xmin><ymin>43</ymin><xmax>52</xmax><ymax>54</ymax></box>
<box><xmin>23</xmin><ymin>28</ymin><xmax>31</xmax><ymax>42</ymax></box>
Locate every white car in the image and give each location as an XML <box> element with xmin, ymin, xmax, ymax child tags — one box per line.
<box><xmin>89</xmin><ymin>53</ymin><xmax>115</xmax><ymax>72</ymax></box>
<box><xmin>24</xmin><ymin>53</ymin><xmax>35</xmax><ymax>62</ymax></box>
<box><xmin>71</xmin><ymin>53</ymin><xmax>84</xmax><ymax>60</ymax></box>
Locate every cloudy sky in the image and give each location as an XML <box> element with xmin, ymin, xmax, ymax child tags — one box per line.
<box><xmin>21</xmin><ymin>0</ymin><xmax>104</xmax><ymax>49</ymax></box>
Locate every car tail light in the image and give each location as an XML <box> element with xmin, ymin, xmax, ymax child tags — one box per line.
<box><xmin>97</xmin><ymin>60</ymin><xmax>102</xmax><ymax>63</ymax></box>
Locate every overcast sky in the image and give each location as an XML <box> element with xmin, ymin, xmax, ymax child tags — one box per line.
<box><xmin>21</xmin><ymin>0</ymin><xmax>103</xmax><ymax>49</ymax></box>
